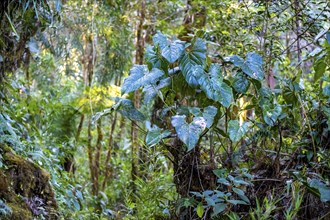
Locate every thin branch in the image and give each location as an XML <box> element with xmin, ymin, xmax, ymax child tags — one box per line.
<box><xmin>187</xmin><ymin>150</ymin><xmax>194</xmax><ymax>195</ymax></box>
<box><xmin>280</xmin><ymin>3</ymin><xmax>329</xmax><ymax>55</ymax></box>
<box><xmin>195</xmin><ymin>156</ymin><xmax>205</xmax><ymax>192</ymax></box>
<box><xmin>251</xmin><ymin>178</ymin><xmax>283</xmax><ymax>182</ymax></box>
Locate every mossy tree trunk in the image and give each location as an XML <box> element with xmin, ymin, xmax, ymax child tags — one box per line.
<box><xmin>130</xmin><ymin>0</ymin><xmax>146</xmax><ymax>199</ymax></box>
<box><xmin>0</xmin><ymin>144</ymin><xmax>58</xmax><ymax>219</ymax></box>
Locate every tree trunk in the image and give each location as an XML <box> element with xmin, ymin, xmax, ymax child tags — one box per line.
<box><xmin>165</xmin><ymin>138</ymin><xmax>216</xmax><ymax>219</ymax></box>
<box><xmin>94</xmin><ymin>119</ymin><xmax>103</xmax><ymax>195</ymax></box>
<box><xmin>75</xmin><ymin>114</ymin><xmax>85</xmax><ymax>142</ymax></box>
<box><xmin>130</xmin><ymin>0</ymin><xmax>145</xmax><ymax>198</ymax></box>
<box><xmin>162</xmin><ymin>3</ymin><xmax>216</xmax><ymax>218</ymax></box>
<box><xmin>87</xmin><ymin>116</ymin><xmax>97</xmax><ymax>195</ymax></box>
<box><xmin>294</xmin><ymin>0</ymin><xmax>301</xmax><ymax>64</ymax></box>
<box><xmin>102</xmin><ymin>113</ymin><xmax>117</xmax><ymax>190</ymax></box>
<box><xmin>82</xmin><ymin>33</ymin><xmax>98</xmax><ymax>196</ymax></box>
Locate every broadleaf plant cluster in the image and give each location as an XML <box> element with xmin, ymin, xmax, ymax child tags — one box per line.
<box><xmin>118</xmin><ymin>32</ymin><xmax>266</xmax><ymax>217</ymax></box>
<box><xmin>117</xmin><ymin>31</ymin><xmax>330</xmax><ymax>218</ymax></box>
<box><xmin>120</xmin><ymin>32</ymin><xmax>263</xmax><ymax>151</ymax></box>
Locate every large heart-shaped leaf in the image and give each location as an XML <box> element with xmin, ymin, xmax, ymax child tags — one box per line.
<box><xmin>162</xmin><ymin>40</ymin><xmax>185</xmax><ymax>63</ymax></box>
<box><xmin>233</xmin><ymin>72</ymin><xmax>250</xmax><ymax>93</ymax></box>
<box><xmin>145</xmin><ymin>45</ymin><xmax>169</xmax><ymax>70</ymax></box>
<box><xmin>228</xmin><ymin>120</ymin><xmax>252</xmax><ymax>142</ymax></box>
<box><xmin>308</xmin><ymin>178</ymin><xmax>330</xmax><ymax>202</ymax></box>
<box><xmin>203</xmin><ymin>106</ymin><xmax>218</xmax><ymax>128</ymax></box>
<box><xmin>171</xmin><ymin>115</ymin><xmax>206</xmax><ymax>151</ymax></box>
<box><xmin>115</xmin><ymin>98</ymin><xmax>145</xmax><ymax>121</ymax></box>
<box><xmin>179</xmin><ymin>38</ymin><xmax>206</xmax><ymax>86</ymax></box>
<box><xmin>212</xmin><ymin>203</ymin><xmax>226</xmax><ymax>217</ymax></box>
<box><xmin>184</xmin><ymin>65</ymin><xmax>205</xmax><ymax>86</ymax></box>
<box><xmin>121</xmin><ymin>65</ymin><xmax>164</xmax><ymax>94</ymax></box>
<box><xmin>146</xmin><ymin>126</ymin><xmax>171</xmax><ymax>147</ymax></box>
<box><xmin>314</xmin><ymin>56</ymin><xmax>326</xmax><ymax>82</ymax></box>
<box><xmin>198</xmin><ymin>64</ymin><xmax>233</xmax><ymax>108</ymax></box>
<box><xmin>228</xmin><ymin>52</ymin><xmax>264</xmax><ymax>80</ymax></box>
<box><xmin>262</xmin><ymin>105</ymin><xmax>282</xmax><ymax>126</ymax></box>
<box><xmin>153</xmin><ymin>32</ymin><xmax>168</xmax><ymax>50</ymax></box>
<box><xmin>142</xmin><ymin>77</ymin><xmax>171</xmax><ymax>104</ymax></box>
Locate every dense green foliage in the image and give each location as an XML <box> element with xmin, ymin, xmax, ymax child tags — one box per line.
<box><xmin>0</xmin><ymin>0</ymin><xmax>330</xmax><ymax>219</ymax></box>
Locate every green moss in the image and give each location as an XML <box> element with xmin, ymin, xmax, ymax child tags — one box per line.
<box><xmin>0</xmin><ymin>143</ymin><xmax>58</xmax><ymax>219</ymax></box>
<box><xmin>5</xmin><ymin>202</ymin><xmax>32</xmax><ymax>220</ymax></box>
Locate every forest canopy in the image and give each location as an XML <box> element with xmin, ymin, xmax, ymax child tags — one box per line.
<box><xmin>0</xmin><ymin>0</ymin><xmax>330</xmax><ymax>219</ymax></box>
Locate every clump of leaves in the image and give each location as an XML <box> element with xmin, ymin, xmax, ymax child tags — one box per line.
<box><xmin>180</xmin><ymin>168</ymin><xmax>253</xmax><ymax>218</ymax></box>
<box><xmin>24</xmin><ymin>196</ymin><xmax>48</xmax><ymax>216</ymax></box>
<box><xmin>0</xmin><ymin>199</ymin><xmax>12</xmax><ymax>217</ymax></box>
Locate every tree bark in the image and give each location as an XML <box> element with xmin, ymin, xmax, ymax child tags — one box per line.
<box><xmin>102</xmin><ymin>113</ymin><xmax>117</xmax><ymax>190</ymax></box>
<box><xmin>94</xmin><ymin>119</ymin><xmax>103</xmax><ymax>195</ymax></box>
<box><xmin>294</xmin><ymin>0</ymin><xmax>301</xmax><ymax>64</ymax></box>
<box><xmin>75</xmin><ymin>114</ymin><xmax>85</xmax><ymax>142</ymax></box>
<box><xmin>87</xmin><ymin>116</ymin><xmax>97</xmax><ymax>195</ymax></box>
<box><xmin>162</xmin><ymin>3</ymin><xmax>216</xmax><ymax>218</ymax></box>
<box><xmin>82</xmin><ymin>33</ymin><xmax>98</xmax><ymax>196</ymax></box>
<box><xmin>130</xmin><ymin>0</ymin><xmax>145</xmax><ymax>198</ymax></box>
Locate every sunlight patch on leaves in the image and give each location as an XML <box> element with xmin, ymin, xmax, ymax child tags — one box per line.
<box><xmin>196</xmin><ymin>203</ymin><xmax>204</xmax><ymax>218</ymax></box>
<box><xmin>176</xmin><ymin>106</ymin><xmax>217</xmax><ymax>128</ymax></box>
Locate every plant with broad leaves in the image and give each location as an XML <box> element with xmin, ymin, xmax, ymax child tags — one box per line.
<box><xmin>145</xmin><ymin>125</ymin><xmax>172</xmax><ymax>147</ymax></box>
<box><xmin>292</xmin><ymin>171</ymin><xmax>330</xmax><ymax>203</ymax></box>
<box><xmin>121</xmin><ymin>66</ymin><xmax>165</xmax><ymax>94</ymax></box>
<box><xmin>186</xmin><ymin>168</ymin><xmax>253</xmax><ymax>218</ymax></box>
<box><xmin>171</xmin><ymin>115</ymin><xmax>207</xmax><ymax>151</ymax></box>
<box><xmin>199</xmin><ymin>64</ymin><xmax>233</xmax><ymax>108</ymax></box>
<box><xmin>0</xmin><ymin>199</ymin><xmax>12</xmax><ymax>217</ymax></box>
<box><xmin>226</xmin><ymin>52</ymin><xmax>264</xmax><ymax>81</ymax></box>
<box><xmin>116</xmin><ymin>31</ymin><xmax>270</xmax><ymax>218</ymax></box>
<box><xmin>119</xmin><ymin>32</ymin><xmax>264</xmax><ymax>151</ymax></box>
<box><xmin>228</xmin><ymin>120</ymin><xmax>252</xmax><ymax>142</ymax></box>
<box><xmin>310</xmin><ymin>32</ymin><xmax>330</xmax><ymax>82</ymax></box>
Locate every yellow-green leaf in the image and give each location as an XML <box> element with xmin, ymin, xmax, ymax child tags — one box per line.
<box><xmin>196</xmin><ymin>203</ymin><xmax>204</xmax><ymax>218</ymax></box>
